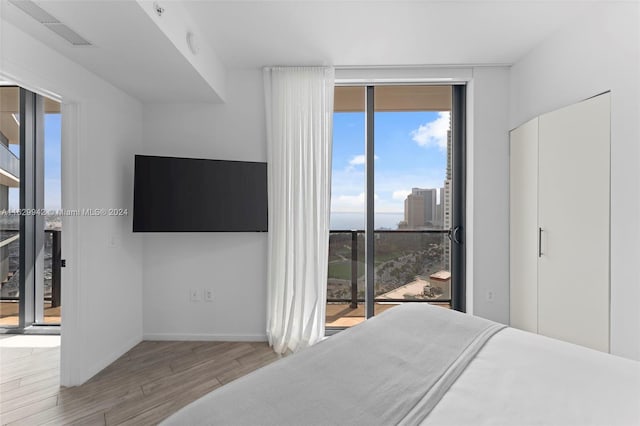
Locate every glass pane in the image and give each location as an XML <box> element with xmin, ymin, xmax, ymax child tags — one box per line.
<box><xmin>373</xmin><ymin>231</ymin><xmax>450</xmax><ymax>300</ymax></box>
<box><xmin>326</xmin><ymin>232</ymin><xmax>365</xmax><ymax>327</ymax></box>
<box><xmin>0</xmin><ymin>86</ymin><xmax>22</xmax><ymax>327</ymax></box>
<box><xmin>373</xmin><ymin>86</ymin><xmax>452</xmax><ymax>314</ymax></box>
<box><xmin>327</xmin><ymin>86</ymin><xmax>365</xmax><ymax>327</ymax></box>
<box><xmin>42</xmin><ymin>98</ymin><xmax>61</xmax><ymax>324</ymax></box>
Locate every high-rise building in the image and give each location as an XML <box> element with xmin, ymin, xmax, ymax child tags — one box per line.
<box><xmin>425</xmin><ymin>188</ymin><xmax>437</xmax><ymax>224</ymax></box>
<box><xmin>435</xmin><ymin>187</ymin><xmax>444</xmax><ymax>228</ymax></box>
<box><xmin>443</xmin><ymin>129</ymin><xmax>452</xmax><ymax>269</ymax></box>
<box><xmin>410</xmin><ymin>187</ymin><xmax>437</xmax><ymax>226</ymax></box>
<box><xmin>404</xmin><ymin>193</ymin><xmax>425</xmax><ymax>228</ymax></box>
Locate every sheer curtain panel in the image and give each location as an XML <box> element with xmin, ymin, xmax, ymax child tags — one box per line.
<box><xmin>263</xmin><ymin>66</ymin><xmax>334</xmax><ymax>354</ymax></box>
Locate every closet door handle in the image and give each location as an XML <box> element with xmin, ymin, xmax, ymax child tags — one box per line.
<box><xmin>538</xmin><ymin>227</ymin><xmax>543</xmax><ymax>257</ymax></box>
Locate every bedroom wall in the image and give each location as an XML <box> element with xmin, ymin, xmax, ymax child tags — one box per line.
<box><xmin>509</xmin><ymin>3</ymin><xmax>640</xmax><ymax>360</ymax></box>
<box><xmin>467</xmin><ymin>67</ymin><xmax>510</xmax><ymax>324</ymax></box>
<box><xmin>140</xmin><ymin>66</ymin><xmax>511</xmax><ymax>339</ymax></box>
<box><xmin>1</xmin><ymin>20</ymin><xmax>145</xmax><ymax>384</ymax></box>
<box><xmin>141</xmin><ymin>69</ymin><xmax>268</xmax><ymax>340</ymax></box>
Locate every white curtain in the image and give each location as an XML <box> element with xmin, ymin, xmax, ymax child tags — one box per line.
<box><xmin>263</xmin><ymin>66</ymin><xmax>334</xmax><ymax>354</ymax></box>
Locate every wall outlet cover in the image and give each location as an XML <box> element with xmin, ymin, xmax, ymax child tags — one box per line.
<box><xmin>204</xmin><ymin>288</ymin><xmax>213</xmax><ymax>302</ymax></box>
<box><xmin>190</xmin><ymin>288</ymin><xmax>201</xmax><ymax>302</ymax></box>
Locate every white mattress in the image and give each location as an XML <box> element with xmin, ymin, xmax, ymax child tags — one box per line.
<box><xmin>424</xmin><ymin>327</ymin><xmax>640</xmax><ymax>425</ymax></box>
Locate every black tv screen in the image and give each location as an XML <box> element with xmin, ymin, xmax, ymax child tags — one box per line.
<box><xmin>133</xmin><ymin>155</ymin><xmax>268</xmax><ymax>232</ymax></box>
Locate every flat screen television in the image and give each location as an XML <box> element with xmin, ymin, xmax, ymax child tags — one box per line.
<box><xmin>133</xmin><ymin>155</ymin><xmax>268</xmax><ymax>232</ymax></box>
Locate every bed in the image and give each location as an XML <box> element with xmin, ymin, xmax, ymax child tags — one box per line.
<box><xmin>162</xmin><ymin>304</ymin><xmax>640</xmax><ymax>425</ymax></box>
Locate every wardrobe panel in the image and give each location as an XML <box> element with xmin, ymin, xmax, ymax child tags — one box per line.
<box><xmin>537</xmin><ymin>93</ymin><xmax>610</xmax><ymax>352</ymax></box>
<box><xmin>509</xmin><ymin>118</ymin><xmax>539</xmax><ymax>333</ymax></box>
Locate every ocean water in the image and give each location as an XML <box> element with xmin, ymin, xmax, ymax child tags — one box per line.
<box><xmin>330</xmin><ymin>212</ymin><xmax>404</xmax><ymax>230</ymax></box>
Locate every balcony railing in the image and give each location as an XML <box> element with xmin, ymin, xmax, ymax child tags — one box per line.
<box><xmin>0</xmin><ymin>229</ymin><xmax>61</xmax><ymax>307</ymax></box>
<box><xmin>328</xmin><ymin>230</ymin><xmax>452</xmax><ymax>309</ymax></box>
<box><xmin>0</xmin><ymin>143</ymin><xmax>20</xmax><ymax>183</ymax></box>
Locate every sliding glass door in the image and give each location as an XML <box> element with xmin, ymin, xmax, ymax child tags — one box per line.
<box><xmin>326</xmin><ymin>87</ymin><xmax>367</xmax><ymax>327</ymax></box>
<box><xmin>0</xmin><ymin>86</ymin><xmax>22</xmax><ymax>327</ymax></box>
<box><xmin>326</xmin><ymin>84</ymin><xmax>465</xmax><ymax>328</ymax></box>
<box><xmin>0</xmin><ymin>85</ymin><xmax>62</xmax><ymax>329</ymax></box>
<box><xmin>42</xmin><ymin>99</ymin><xmax>62</xmax><ymax>324</ymax></box>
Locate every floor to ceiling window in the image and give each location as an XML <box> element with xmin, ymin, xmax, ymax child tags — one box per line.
<box><xmin>42</xmin><ymin>98</ymin><xmax>62</xmax><ymax>325</ymax></box>
<box><xmin>326</xmin><ymin>84</ymin><xmax>465</xmax><ymax>328</ymax></box>
<box><xmin>0</xmin><ymin>86</ymin><xmax>22</xmax><ymax>327</ymax></box>
<box><xmin>0</xmin><ymin>85</ymin><xmax>62</xmax><ymax>329</ymax></box>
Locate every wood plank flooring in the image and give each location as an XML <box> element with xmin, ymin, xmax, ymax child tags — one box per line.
<box><xmin>1</xmin><ymin>303</ymin><xmax>449</xmax><ymax>424</ymax></box>
<box><xmin>0</xmin><ymin>336</ymin><xmax>280</xmax><ymax>425</ymax></box>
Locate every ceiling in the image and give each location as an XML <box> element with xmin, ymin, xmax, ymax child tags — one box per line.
<box><xmin>2</xmin><ymin>0</ymin><xmax>221</xmax><ymax>102</ymax></box>
<box><xmin>335</xmin><ymin>85</ymin><xmax>452</xmax><ymax>112</ymax></box>
<box><xmin>2</xmin><ymin>1</ymin><xmax>608</xmax><ymax>103</ymax></box>
<box><xmin>0</xmin><ymin>86</ymin><xmax>60</xmax><ymax>147</ymax></box>
<box><xmin>185</xmin><ymin>1</ymin><xmax>603</xmax><ymax>69</ymax></box>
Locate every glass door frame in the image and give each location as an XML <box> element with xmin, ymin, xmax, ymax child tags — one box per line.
<box><xmin>354</xmin><ymin>84</ymin><xmax>467</xmax><ymax>319</ymax></box>
<box><xmin>18</xmin><ymin>88</ymin><xmax>45</xmax><ymax>328</ymax></box>
<box><xmin>4</xmin><ymin>87</ymin><xmax>52</xmax><ymax>330</ymax></box>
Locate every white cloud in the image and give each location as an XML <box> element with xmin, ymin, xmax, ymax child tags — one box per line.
<box><xmin>392</xmin><ymin>189</ymin><xmax>411</xmax><ymax>200</ymax></box>
<box><xmin>349</xmin><ymin>154</ymin><xmax>366</xmax><ymax>166</ymax></box>
<box><xmin>410</xmin><ymin>111</ymin><xmax>450</xmax><ymax>150</ymax></box>
<box><xmin>347</xmin><ymin>154</ymin><xmax>379</xmax><ymax>170</ymax></box>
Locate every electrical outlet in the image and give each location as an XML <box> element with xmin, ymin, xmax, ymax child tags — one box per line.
<box><xmin>190</xmin><ymin>288</ymin><xmax>201</xmax><ymax>302</ymax></box>
<box><xmin>204</xmin><ymin>288</ymin><xmax>214</xmax><ymax>302</ymax></box>
<box><xmin>486</xmin><ymin>291</ymin><xmax>494</xmax><ymax>302</ymax></box>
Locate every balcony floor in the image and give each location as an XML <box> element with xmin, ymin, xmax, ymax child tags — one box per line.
<box><xmin>0</xmin><ymin>302</ymin><xmax>61</xmax><ymax>326</ymax></box>
<box><xmin>326</xmin><ymin>302</ymin><xmax>450</xmax><ymax>328</ymax></box>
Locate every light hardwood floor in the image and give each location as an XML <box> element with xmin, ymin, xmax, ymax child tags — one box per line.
<box><xmin>0</xmin><ymin>336</ymin><xmax>280</xmax><ymax>425</ymax></box>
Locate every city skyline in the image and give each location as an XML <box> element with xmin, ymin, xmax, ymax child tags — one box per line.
<box><xmin>331</xmin><ymin>110</ymin><xmax>449</xmax><ymax>216</ymax></box>
<box><xmin>331</xmin><ymin>110</ymin><xmax>450</xmax><ymax>230</ymax></box>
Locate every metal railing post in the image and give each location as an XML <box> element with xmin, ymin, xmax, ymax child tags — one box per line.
<box><xmin>51</xmin><ymin>230</ymin><xmax>61</xmax><ymax>308</ymax></box>
<box><xmin>350</xmin><ymin>231</ymin><xmax>358</xmax><ymax>308</ymax></box>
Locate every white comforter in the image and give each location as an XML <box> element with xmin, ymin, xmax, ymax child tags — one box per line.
<box><xmin>425</xmin><ymin>327</ymin><xmax>640</xmax><ymax>425</ymax></box>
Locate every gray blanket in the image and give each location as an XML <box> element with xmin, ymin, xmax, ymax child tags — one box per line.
<box><xmin>162</xmin><ymin>303</ymin><xmax>505</xmax><ymax>426</ymax></box>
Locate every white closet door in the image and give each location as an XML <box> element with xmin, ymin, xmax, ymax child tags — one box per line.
<box><xmin>538</xmin><ymin>93</ymin><xmax>610</xmax><ymax>352</ymax></box>
<box><xmin>510</xmin><ymin>118</ymin><xmax>539</xmax><ymax>333</ymax></box>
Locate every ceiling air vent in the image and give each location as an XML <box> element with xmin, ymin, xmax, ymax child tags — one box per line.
<box><xmin>9</xmin><ymin>0</ymin><xmax>92</xmax><ymax>46</ymax></box>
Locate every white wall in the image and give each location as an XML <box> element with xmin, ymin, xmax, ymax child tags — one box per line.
<box><xmin>468</xmin><ymin>67</ymin><xmax>511</xmax><ymax>324</ymax></box>
<box><xmin>1</xmin><ymin>20</ymin><xmax>144</xmax><ymax>385</ymax></box>
<box><xmin>141</xmin><ymin>69</ymin><xmax>268</xmax><ymax>340</ymax></box>
<box><xmin>509</xmin><ymin>3</ymin><xmax>640</xmax><ymax>360</ymax></box>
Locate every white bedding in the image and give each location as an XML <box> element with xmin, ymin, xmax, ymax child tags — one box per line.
<box><xmin>425</xmin><ymin>327</ymin><xmax>640</xmax><ymax>425</ymax></box>
<box><xmin>163</xmin><ymin>304</ymin><xmax>640</xmax><ymax>425</ymax></box>
<box><xmin>163</xmin><ymin>304</ymin><xmax>502</xmax><ymax>426</ymax></box>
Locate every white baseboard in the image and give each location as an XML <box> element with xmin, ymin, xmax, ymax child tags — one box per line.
<box><xmin>143</xmin><ymin>333</ymin><xmax>268</xmax><ymax>342</ymax></box>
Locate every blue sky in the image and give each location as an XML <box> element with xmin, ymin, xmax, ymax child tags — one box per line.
<box><xmin>8</xmin><ymin>113</ymin><xmax>61</xmax><ymax>211</ymax></box>
<box><xmin>331</xmin><ymin>110</ymin><xmax>449</xmax><ymax>214</ymax></box>
<box><xmin>44</xmin><ymin>114</ymin><xmax>62</xmax><ymax>210</ymax></box>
